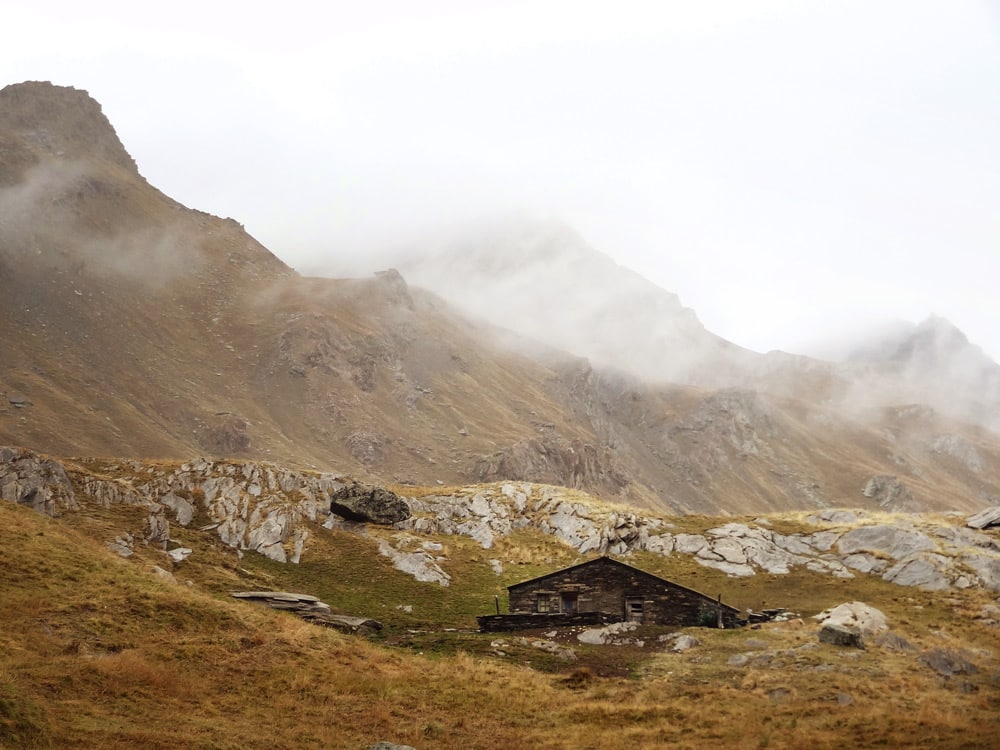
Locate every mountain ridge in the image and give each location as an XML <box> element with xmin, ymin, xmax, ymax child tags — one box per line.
<box><xmin>2</xmin><ymin>80</ymin><xmax>1000</xmax><ymax>515</ymax></box>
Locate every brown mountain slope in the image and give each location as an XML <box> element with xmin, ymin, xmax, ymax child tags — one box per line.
<box><xmin>2</xmin><ymin>81</ymin><xmax>1000</xmax><ymax>514</ymax></box>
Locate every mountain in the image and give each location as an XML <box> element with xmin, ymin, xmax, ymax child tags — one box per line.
<box><xmin>389</xmin><ymin>216</ymin><xmax>757</xmax><ymax>388</ymax></box>
<box><xmin>384</xmin><ymin>219</ymin><xmax>1000</xmax><ymax>428</ymax></box>
<box><xmin>3</xmin><ymin>81</ymin><xmax>1000</xmax><ymax>515</ymax></box>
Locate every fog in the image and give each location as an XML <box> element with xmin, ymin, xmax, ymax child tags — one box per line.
<box><xmin>0</xmin><ymin>161</ymin><xmax>202</xmax><ymax>285</ymax></box>
<box><xmin>5</xmin><ymin>1</ymin><xmax>1000</xmax><ymax>360</ymax></box>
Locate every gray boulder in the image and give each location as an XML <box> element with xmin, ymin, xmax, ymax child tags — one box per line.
<box><xmin>367</xmin><ymin>743</ymin><xmax>417</xmax><ymax>750</ymax></box>
<box><xmin>813</xmin><ymin>601</ymin><xmax>888</xmax><ymax>638</ymax></box>
<box><xmin>329</xmin><ymin>483</ymin><xmax>410</xmax><ymax>525</ymax></box>
<box><xmin>670</xmin><ymin>634</ymin><xmax>700</xmax><ymax>652</ymax></box>
<box><xmin>920</xmin><ymin>648</ymin><xmax>978</xmax><ymax>677</ymax></box>
<box><xmin>819</xmin><ymin>623</ymin><xmax>864</xmax><ymax>649</ymax></box>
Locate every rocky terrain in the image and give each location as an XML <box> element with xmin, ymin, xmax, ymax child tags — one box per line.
<box><xmin>4</xmin><ymin>81</ymin><xmax>1000</xmax><ymax>519</ymax></box>
<box><xmin>5</xmin><ymin>446</ymin><xmax>999</xmax><ymax>602</ymax></box>
<box><xmin>3</xmin><ymin>79</ymin><xmax>1000</xmax><ymax>750</ymax></box>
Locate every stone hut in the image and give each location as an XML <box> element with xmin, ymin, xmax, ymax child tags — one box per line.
<box><xmin>480</xmin><ymin>557</ymin><xmax>740</xmax><ymax>632</ymax></box>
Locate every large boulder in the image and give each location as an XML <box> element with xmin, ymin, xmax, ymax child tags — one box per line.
<box><xmin>813</xmin><ymin>601</ymin><xmax>888</xmax><ymax>638</ymax></box>
<box><xmin>329</xmin><ymin>483</ymin><xmax>410</xmax><ymax>525</ymax></box>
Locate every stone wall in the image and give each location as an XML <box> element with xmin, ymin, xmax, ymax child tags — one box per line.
<box><xmin>477</xmin><ymin>611</ymin><xmax>614</xmax><ymax>633</ymax></box>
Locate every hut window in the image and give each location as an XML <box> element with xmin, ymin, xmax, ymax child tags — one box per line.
<box><xmin>626</xmin><ymin>597</ymin><xmax>645</xmax><ymax>623</ymax></box>
<box><xmin>560</xmin><ymin>592</ymin><xmax>578</xmax><ymax>613</ymax></box>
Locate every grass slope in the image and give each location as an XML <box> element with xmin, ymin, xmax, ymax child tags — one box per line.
<box><xmin>3</xmin><ymin>496</ymin><xmax>1000</xmax><ymax>749</ymax></box>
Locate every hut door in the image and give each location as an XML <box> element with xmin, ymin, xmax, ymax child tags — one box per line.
<box><xmin>625</xmin><ymin>597</ymin><xmax>645</xmax><ymax>623</ymax></box>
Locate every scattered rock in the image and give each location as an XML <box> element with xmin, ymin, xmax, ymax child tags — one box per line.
<box><xmin>148</xmin><ymin>565</ymin><xmax>177</xmax><ymax>584</ymax></box>
<box><xmin>167</xmin><ymin>547</ymin><xmax>192</xmax><ymax>563</ymax></box>
<box><xmin>882</xmin><ymin>556</ymin><xmax>953</xmax><ymax>591</ymax></box>
<box><xmin>932</xmin><ymin>435</ymin><xmax>983</xmax><ymax>473</ymax></box>
<box><xmin>577</xmin><ymin>621</ymin><xmax>640</xmax><ymax>646</ymax></box>
<box><xmin>513</xmin><ymin>637</ymin><xmax>577</xmax><ymax>661</ymax></box>
<box><xmin>819</xmin><ymin>623</ymin><xmax>865</xmax><ymax>649</ymax></box>
<box><xmin>144</xmin><ymin>507</ymin><xmax>170</xmax><ymax>548</ymax></box>
<box><xmin>670</xmin><ymin>634</ymin><xmax>700</xmax><ymax>652</ymax></box>
<box><xmin>920</xmin><ymin>648</ymin><xmax>978</xmax><ymax>677</ymax></box>
<box><xmin>377</xmin><ymin>539</ymin><xmax>451</xmax><ymax>586</ymax></box>
<box><xmin>366</xmin><ymin>741</ymin><xmax>417</xmax><ymax>750</ymax></box>
<box><xmin>967</xmin><ymin>506</ymin><xmax>1000</xmax><ymax>530</ymax></box>
<box><xmin>813</xmin><ymin>602</ymin><xmax>888</xmax><ymax>638</ymax></box>
<box><xmin>232</xmin><ymin>591</ymin><xmax>384</xmax><ymax>634</ymax></box>
<box><xmin>872</xmin><ymin>632</ymin><xmax>916</xmax><ymax>652</ymax></box>
<box><xmin>108</xmin><ymin>533</ymin><xmax>134</xmax><ymax>558</ymax></box>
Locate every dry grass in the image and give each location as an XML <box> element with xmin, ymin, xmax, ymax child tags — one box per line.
<box><xmin>2</xmin><ymin>497</ymin><xmax>1000</xmax><ymax>750</ymax></box>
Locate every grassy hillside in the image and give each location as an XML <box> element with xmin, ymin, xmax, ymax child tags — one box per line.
<box><xmin>3</xmin><ymin>494</ymin><xmax>1000</xmax><ymax>749</ymax></box>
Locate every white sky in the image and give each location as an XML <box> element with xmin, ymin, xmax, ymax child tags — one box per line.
<box><xmin>5</xmin><ymin>1</ymin><xmax>1000</xmax><ymax>358</ymax></box>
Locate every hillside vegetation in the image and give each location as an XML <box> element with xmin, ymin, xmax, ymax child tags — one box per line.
<box><xmin>3</xmin><ymin>464</ymin><xmax>1000</xmax><ymax>749</ymax></box>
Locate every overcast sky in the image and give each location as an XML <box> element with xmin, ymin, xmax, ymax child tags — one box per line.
<box><xmin>6</xmin><ymin>1</ymin><xmax>1000</xmax><ymax>359</ymax></box>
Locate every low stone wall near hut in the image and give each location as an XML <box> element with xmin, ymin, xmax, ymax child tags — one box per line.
<box><xmin>477</xmin><ymin>611</ymin><xmax>617</xmax><ymax>632</ymax></box>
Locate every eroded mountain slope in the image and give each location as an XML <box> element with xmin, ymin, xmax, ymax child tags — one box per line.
<box><xmin>3</xmin><ymin>81</ymin><xmax>1000</xmax><ymax>514</ymax></box>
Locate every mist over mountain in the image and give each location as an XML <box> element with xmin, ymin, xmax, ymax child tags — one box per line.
<box><xmin>3</xmin><ymin>81</ymin><xmax>1000</xmax><ymax>516</ymax></box>
<box><xmin>350</xmin><ymin>215</ymin><xmax>1000</xmax><ymax>433</ymax></box>
<box><xmin>385</xmin><ymin>217</ymin><xmax>756</xmax><ymax>388</ymax></box>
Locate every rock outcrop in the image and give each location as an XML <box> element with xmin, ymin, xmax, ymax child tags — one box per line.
<box><xmin>862</xmin><ymin>475</ymin><xmax>916</xmax><ymax>510</ymax></box>
<box><xmin>398</xmin><ymin>485</ymin><xmax>1000</xmax><ymax>592</ymax></box>
<box><xmin>0</xmin><ymin>446</ymin><xmax>78</xmax><ymax>515</ymax></box>
<box><xmin>474</xmin><ymin>436</ymin><xmax>630</xmax><ymax>496</ymax></box>
<box><xmin>7</xmin><ymin>448</ymin><xmax>1000</xmax><ymax>596</ymax></box>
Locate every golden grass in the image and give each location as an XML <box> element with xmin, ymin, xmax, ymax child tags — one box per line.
<box><xmin>3</xmin><ymin>497</ymin><xmax>1000</xmax><ymax>750</ymax></box>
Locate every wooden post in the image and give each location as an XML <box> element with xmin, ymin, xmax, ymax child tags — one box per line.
<box><xmin>495</xmin><ymin>595</ymin><xmax>500</xmax><ymax>615</ymax></box>
<box><xmin>717</xmin><ymin>594</ymin><xmax>724</xmax><ymax>629</ymax></box>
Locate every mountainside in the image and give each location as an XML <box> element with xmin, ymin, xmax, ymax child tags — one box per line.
<box><xmin>3</xmin><ymin>81</ymin><xmax>1000</xmax><ymax>515</ymax></box>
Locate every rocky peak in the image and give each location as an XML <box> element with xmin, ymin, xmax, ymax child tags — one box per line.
<box><xmin>0</xmin><ymin>81</ymin><xmax>138</xmax><ymax>178</ymax></box>
<box><xmin>890</xmin><ymin>316</ymin><xmax>972</xmax><ymax>363</ymax></box>
<box><xmin>374</xmin><ymin>268</ymin><xmax>414</xmax><ymax>310</ymax></box>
